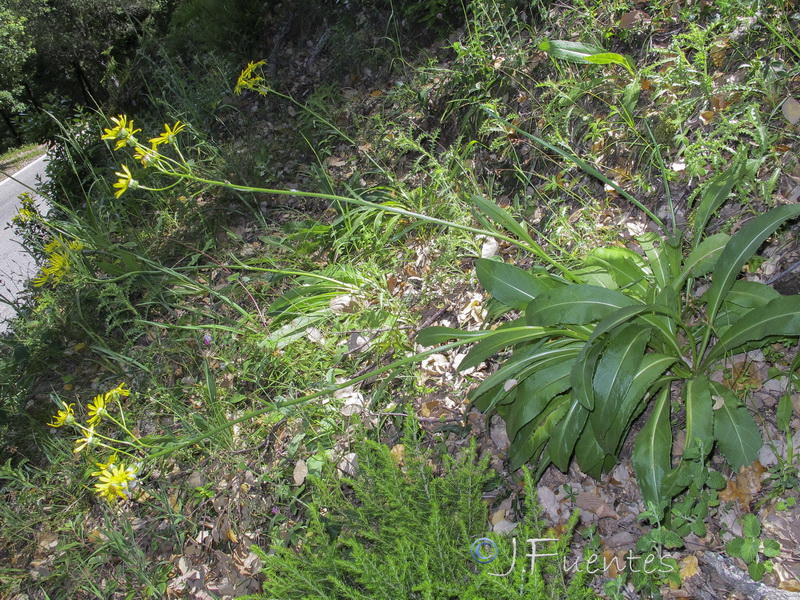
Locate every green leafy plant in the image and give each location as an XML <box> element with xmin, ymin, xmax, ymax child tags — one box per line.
<box><xmin>419</xmin><ymin>162</ymin><xmax>800</xmax><ymax>514</ymax></box>
<box><xmin>244</xmin><ymin>427</ymin><xmax>597</xmax><ymax>599</ymax></box>
<box><xmin>725</xmin><ymin>513</ymin><xmax>781</xmax><ymax>581</ymax></box>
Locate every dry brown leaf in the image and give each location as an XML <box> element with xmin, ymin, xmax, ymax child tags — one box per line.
<box><xmin>783</xmin><ymin>96</ymin><xmax>800</xmax><ymax>125</ymax></box>
<box><xmin>575</xmin><ymin>491</ymin><xmax>619</xmax><ymax>519</ymax></box>
<box><xmin>780</xmin><ymin>580</ymin><xmax>800</xmax><ymax>592</ymax></box>
<box><xmin>718</xmin><ymin>478</ymin><xmax>753</xmax><ymax>506</ymax></box>
<box><xmin>679</xmin><ymin>554</ymin><xmax>700</xmax><ymax>580</ymax></box>
<box><xmin>619</xmin><ymin>10</ymin><xmax>649</xmax><ymax>29</ymax></box>
<box><xmin>736</xmin><ymin>462</ymin><xmax>766</xmax><ymax>496</ymax></box>
<box><xmin>293</xmin><ymin>459</ymin><xmax>308</xmax><ymax>486</ymax></box>
<box><xmin>390</xmin><ymin>444</ymin><xmax>405</xmax><ymax>464</ymax></box>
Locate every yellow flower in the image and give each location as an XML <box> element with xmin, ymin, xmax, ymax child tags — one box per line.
<box><xmin>113</xmin><ymin>164</ymin><xmax>138</xmax><ymax>198</ymax></box>
<box><xmin>234</xmin><ymin>60</ymin><xmax>268</xmax><ymax>95</ymax></box>
<box><xmin>133</xmin><ymin>145</ymin><xmax>159</xmax><ymax>167</ymax></box>
<box><xmin>93</xmin><ymin>462</ymin><xmax>137</xmax><ymax>502</ymax></box>
<box><xmin>87</xmin><ymin>393</ymin><xmax>109</xmax><ymax>425</ymax></box>
<box><xmin>90</xmin><ymin>454</ymin><xmax>118</xmax><ymax>477</ymax></box>
<box><xmin>33</xmin><ymin>237</ymin><xmax>84</xmax><ymax>287</ymax></box>
<box><xmin>74</xmin><ymin>425</ymin><xmax>97</xmax><ymax>453</ymax></box>
<box><xmin>48</xmin><ymin>402</ymin><xmax>76</xmax><ymax>428</ymax></box>
<box><xmin>106</xmin><ymin>382</ymin><xmax>131</xmax><ymax>402</ymax></box>
<box><xmin>101</xmin><ymin>115</ymin><xmax>141</xmax><ymax>150</ymax></box>
<box><xmin>149</xmin><ymin>121</ymin><xmax>186</xmax><ymax>147</ymax></box>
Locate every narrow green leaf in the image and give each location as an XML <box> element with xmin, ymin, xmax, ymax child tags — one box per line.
<box><xmin>632</xmin><ymin>387</ymin><xmax>672</xmax><ymax>509</ymax></box>
<box><xmin>597</xmin><ymin>355</ymin><xmax>675</xmax><ymax>456</ymax></box>
<box><xmin>476</xmin><ymin>259</ymin><xmax>558</xmax><ymax>309</ymax></box>
<box><xmin>461</xmin><ymin>326</ymin><xmax>580</xmax><ymax>371</ymax></box>
<box><xmin>575</xmin><ymin>424</ymin><xmax>614</xmax><ymax>479</ymax></box>
<box><xmin>549</xmin><ymin>399</ymin><xmax>590</xmax><ymax>471</ymax></box>
<box><xmin>470</xmin><ymin>195</ymin><xmax>536</xmax><ymax>247</ymax></box>
<box><xmin>585</xmin><ymin>247</ymin><xmax>650</xmax><ymax>298</ymax></box>
<box><xmin>684</xmin><ymin>375</ymin><xmax>714</xmax><ymax>460</ymax></box>
<box><xmin>705</xmin><ymin>206</ymin><xmax>800</xmax><ymax>329</ymax></box>
<box><xmin>416</xmin><ymin>326</ymin><xmax>494</xmax><ymax>346</ymax></box>
<box><xmin>540</xmin><ymin>40</ymin><xmax>634</xmax><ymax>74</ymax></box>
<box><xmin>711</xmin><ymin>381</ymin><xmax>762</xmax><ymax>470</ymax></box>
<box><xmin>723</xmin><ymin>280</ymin><xmax>781</xmax><ymax>310</ymax></box>
<box><xmin>692</xmin><ymin>159</ymin><xmax>745</xmax><ymax>245</ymax></box>
<box><xmin>592</xmin><ymin>325</ymin><xmax>650</xmax><ymax>434</ymax></box>
<box><xmin>504</xmin><ymin>362</ymin><xmax>573</xmax><ymax>442</ymax></box>
<box><xmin>637</xmin><ymin>232</ymin><xmax>674</xmax><ymax>289</ymax></box>
<box><xmin>681</xmin><ymin>233</ymin><xmax>730</xmax><ymax>279</ymax></box>
<box><xmin>527</xmin><ymin>285</ymin><xmax>636</xmax><ymax>326</ymax></box>
<box><xmin>704</xmin><ymin>296</ymin><xmax>800</xmax><ymax>367</ymax></box>
<box><xmin>570</xmin><ymin>336</ymin><xmax>604</xmax><ymax>411</ymax></box>
<box><xmin>507</xmin><ymin>398</ymin><xmax>570</xmax><ymax>471</ymax></box>
<box><xmin>777</xmin><ymin>393</ymin><xmax>793</xmax><ymax>431</ymax></box>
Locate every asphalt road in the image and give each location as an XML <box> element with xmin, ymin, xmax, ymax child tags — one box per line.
<box><xmin>0</xmin><ymin>155</ymin><xmax>47</xmax><ymax>324</ymax></box>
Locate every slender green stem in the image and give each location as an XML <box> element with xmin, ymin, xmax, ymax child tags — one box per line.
<box><xmin>144</xmin><ymin>336</ymin><xmax>489</xmax><ymax>461</ymax></box>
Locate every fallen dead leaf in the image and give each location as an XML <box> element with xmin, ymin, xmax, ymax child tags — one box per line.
<box><xmin>390</xmin><ymin>444</ymin><xmax>405</xmax><ymax>464</ymax></box>
<box><xmin>735</xmin><ymin>462</ymin><xmax>766</xmax><ymax>496</ymax></box>
<box><xmin>575</xmin><ymin>491</ymin><xmax>619</xmax><ymax>519</ymax></box>
<box><xmin>293</xmin><ymin>459</ymin><xmax>308</xmax><ymax>486</ymax></box>
<box><xmin>783</xmin><ymin>96</ymin><xmax>800</xmax><ymax>125</ymax></box>
<box><xmin>679</xmin><ymin>554</ymin><xmax>700</xmax><ymax>580</ymax></box>
<box><xmin>718</xmin><ymin>478</ymin><xmax>753</xmax><ymax>507</ymax></box>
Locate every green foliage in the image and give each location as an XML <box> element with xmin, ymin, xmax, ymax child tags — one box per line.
<box><xmin>420</xmin><ymin>173</ymin><xmax>800</xmax><ymax>514</ymax></box>
<box><xmin>725</xmin><ymin>513</ymin><xmax>781</xmax><ymax>581</ymax></box>
<box><xmin>247</xmin><ymin>432</ymin><xmax>597</xmax><ymax>599</ymax></box>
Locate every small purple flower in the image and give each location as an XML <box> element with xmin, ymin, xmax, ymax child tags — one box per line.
<box><xmin>202</xmin><ymin>333</ymin><xmax>213</xmax><ymax>346</ymax></box>
<box><xmin>271</xmin><ymin>506</ymin><xmax>279</xmax><ymax>515</ymax></box>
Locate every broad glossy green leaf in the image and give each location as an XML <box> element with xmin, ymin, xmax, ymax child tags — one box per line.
<box><xmin>507</xmin><ymin>397</ymin><xmax>570</xmax><ymax>471</ymax></box>
<box><xmin>585</xmin><ymin>52</ymin><xmax>636</xmax><ymax>73</ymax></box>
<box><xmin>632</xmin><ymin>387</ymin><xmax>672</xmax><ymax>509</ymax></box>
<box><xmin>711</xmin><ymin>381</ymin><xmax>762</xmax><ymax>470</ymax></box>
<box><xmin>706</xmin><ymin>206</ymin><xmax>800</xmax><ymax>326</ymax></box>
<box><xmin>540</xmin><ymin>40</ymin><xmax>634</xmax><ymax>74</ymax></box>
<box><xmin>684</xmin><ymin>375</ymin><xmax>714</xmax><ymax>460</ymax></box>
<box><xmin>681</xmin><ymin>233</ymin><xmax>730</xmax><ymax>279</ymax></box>
<box><xmin>526</xmin><ymin>285</ymin><xmax>636</xmax><ymax>326</ymax></box>
<box><xmin>461</xmin><ymin>326</ymin><xmax>581</xmax><ymax>371</ymax></box>
<box><xmin>476</xmin><ymin>258</ymin><xmax>558</xmax><ymax>309</ymax></box>
<box><xmin>723</xmin><ymin>280</ymin><xmax>781</xmax><ymax>310</ymax></box>
<box><xmin>596</xmin><ymin>355</ymin><xmax>675</xmax><ymax>456</ymax></box>
<box><xmin>570</xmin><ymin>336</ymin><xmax>605</xmax><ymax>411</ymax></box>
<box><xmin>692</xmin><ymin>159</ymin><xmax>744</xmax><ymax>245</ymax></box>
<box><xmin>416</xmin><ymin>326</ymin><xmax>495</xmax><ymax>346</ymax></box>
<box><xmin>549</xmin><ymin>398</ymin><xmax>590</xmax><ymax>471</ymax></box>
<box><xmin>637</xmin><ymin>232</ymin><xmax>676</xmax><ymax>289</ymax></box>
<box><xmin>505</xmin><ymin>364</ymin><xmax>570</xmax><ymax>440</ymax></box>
<box><xmin>704</xmin><ymin>295</ymin><xmax>800</xmax><ymax>366</ymax></box>
<box><xmin>592</xmin><ymin>325</ymin><xmax>650</xmax><ymax>432</ymax></box>
<box><xmin>505</xmin><ymin>362</ymin><xmax>573</xmax><ymax>442</ymax></box>
<box><xmin>586</xmin><ymin>247</ymin><xmax>649</xmax><ymax>298</ymax></box>
<box><xmin>575</xmin><ymin>424</ymin><xmax>614</xmax><ymax>479</ymax></box>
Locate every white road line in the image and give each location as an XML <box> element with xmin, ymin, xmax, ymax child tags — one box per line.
<box><xmin>0</xmin><ymin>154</ymin><xmax>47</xmax><ymax>191</ymax></box>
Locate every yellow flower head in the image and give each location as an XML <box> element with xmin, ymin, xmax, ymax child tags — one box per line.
<box><xmin>106</xmin><ymin>382</ymin><xmax>131</xmax><ymax>402</ymax></box>
<box><xmin>149</xmin><ymin>121</ymin><xmax>186</xmax><ymax>147</ymax></box>
<box><xmin>74</xmin><ymin>425</ymin><xmax>97</xmax><ymax>453</ymax></box>
<box><xmin>113</xmin><ymin>164</ymin><xmax>138</xmax><ymax>198</ymax></box>
<box><xmin>90</xmin><ymin>453</ymin><xmax>118</xmax><ymax>477</ymax></box>
<box><xmin>94</xmin><ymin>462</ymin><xmax>137</xmax><ymax>503</ymax></box>
<box><xmin>133</xmin><ymin>145</ymin><xmax>159</xmax><ymax>167</ymax></box>
<box><xmin>33</xmin><ymin>237</ymin><xmax>84</xmax><ymax>287</ymax></box>
<box><xmin>87</xmin><ymin>393</ymin><xmax>109</xmax><ymax>425</ymax></box>
<box><xmin>48</xmin><ymin>402</ymin><xmax>76</xmax><ymax>428</ymax></box>
<box><xmin>101</xmin><ymin>115</ymin><xmax>141</xmax><ymax>150</ymax></box>
<box><xmin>235</xmin><ymin>60</ymin><xmax>268</xmax><ymax>95</ymax></box>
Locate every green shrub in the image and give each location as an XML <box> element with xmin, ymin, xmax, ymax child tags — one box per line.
<box><xmin>246</xmin><ymin>431</ymin><xmax>597</xmax><ymax>599</ymax></box>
